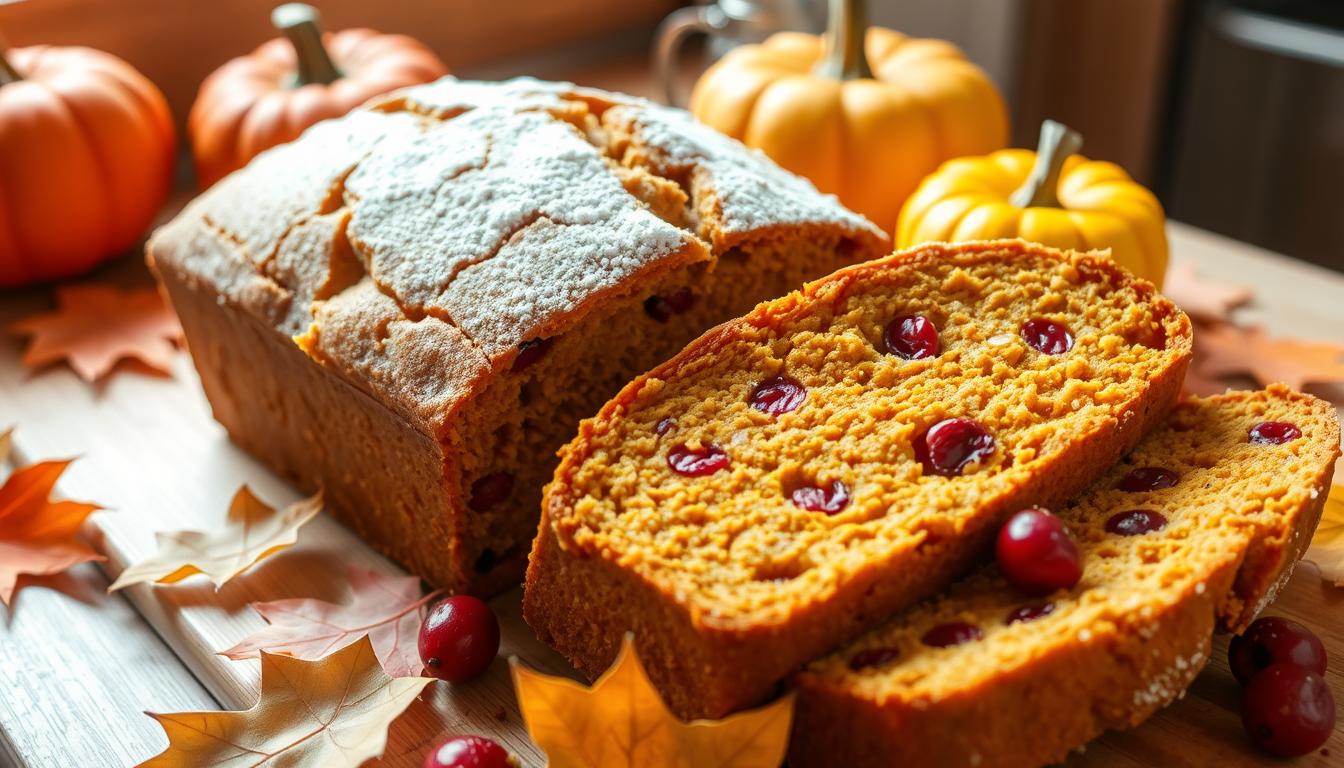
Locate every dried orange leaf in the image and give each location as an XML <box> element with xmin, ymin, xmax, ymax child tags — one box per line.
<box><xmin>512</xmin><ymin>634</ymin><xmax>794</xmax><ymax>768</ymax></box>
<box><xmin>0</xmin><ymin>456</ymin><xmax>103</xmax><ymax>607</ymax></box>
<box><xmin>1163</xmin><ymin>262</ymin><xmax>1252</xmax><ymax>322</ymax></box>
<box><xmin>220</xmin><ymin>566</ymin><xmax>439</xmax><ymax>677</ymax></box>
<box><xmin>109</xmin><ymin>487</ymin><xmax>321</xmax><ymax>592</ymax></box>
<box><xmin>1306</xmin><ymin>485</ymin><xmax>1344</xmax><ymax>586</ymax></box>
<box><xmin>140</xmin><ymin>635</ymin><xmax>433</xmax><ymax>767</ymax></box>
<box><xmin>1194</xmin><ymin>324</ymin><xmax>1344</xmax><ymax>392</ymax></box>
<box><xmin>9</xmin><ymin>283</ymin><xmax>182</xmax><ymax>381</ymax></box>
<box><xmin>0</xmin><ymin>427</ymin><xmax>12</xmax><ymax>466</ymax></box>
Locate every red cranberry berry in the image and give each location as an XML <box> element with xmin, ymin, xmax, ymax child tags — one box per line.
<box><xmin>1021</xmin><ymin>318</ymin><xmax>1074</xmax><ymax>354</ymax></box>
<box><xmin>848</xmin><ymin>647</ymin><xmax>900</xmax><ymax>671</ymax></box>
<box><xmin>1006</xmin><ymin>602</ymin><xmax>1056</xmax><ymax>625</ymax></box>
<box><xmin>667</xmin><ymin>443</ymin><xmax>730</xmax><ymax>477</ymax></box>
<box><xmin>424</xmin><ymin>735</ymin><xmax>514</xmax><ymax>768</ymax></box>
<box><xmin>915</xmin><ymin>418</ymin><xmax>996</xmax><ymax>477</ymax></box>
<box><xmin>1118</xmin><ymin>466</ymin><xmax>1180</xmax><ymax>492</ymax></box>
<box><xmin>1250</xmin><ymin>421</ymin><xmax>1302</xmax><ymax>445</ymax></box>
<box><xmin>921</xmin><ymin>622</ymin><xmax>983</xmax><ymax>648</ymax></box>
<box><xmin>791</xmin><ymin>480</ymin><xmax>851</xmax><ymax>515</ymax></box>
<box><xmin>996</xmin><ymin>508</ymin><xmax>1083</xmax><ymax>595</ymax></box>
<box><xmin>644</xmin><ymin>287</ymin><xmax>694</xmax><ymax>323</ymax></box>
<box><xmin>1241</xmin><ymin>663</ymin><xmax>1336</xmax><ymax>757</ymax></box>
<box><xmin>884</xmin><ymin>315</ymin><xmax>940</xmax><ymax>360</ymax></box>
<box><xmin>1230</xmin><ymin>616</ymin><xmax>1328</xmax><ymax>686</ymax></box>
<box><xmin>1104</xmin><ymin>509</ymin><xmax>1167</xmax><ymax>536</ymax></box>
<box><xmin>468</xmin><ymin>473</ymin><xmax>513</xmax><ymax>512</ymax></box>
<box><xmin>655</xmin><ymin>417</ymin><xmax>677</xmax><ymax>436</ymax></box>
<box><xmin>511</xmin><ymin>337</ymin><xmax>553</xmax><ymax>372</ymax></box>
<box><xmin>749</xmin><ymin>376</ymin><xmax>807</xmax><ymax>416</ymax></box>
<box><xmin>419</xmin><ymin>595</ymin><xmax>501</xmax><ymax>683</ymax></box>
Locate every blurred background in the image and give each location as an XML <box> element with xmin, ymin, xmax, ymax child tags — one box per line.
<box><xmin>1</xmin><ymin>0</ymin><xmax>1340</xmax><ymax>272</ymax></box>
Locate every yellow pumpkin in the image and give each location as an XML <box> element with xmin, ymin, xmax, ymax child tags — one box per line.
<box><xmin>689</xmin><ymin>0</ymin><xmax>1007</xmax><ymax>233</ymax></box>
<box><xmin>897</xmin><ymin>120</ymin><xmax>1169</xmax><ymax>286</ymax></box>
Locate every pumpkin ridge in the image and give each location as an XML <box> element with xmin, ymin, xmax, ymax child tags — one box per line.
<box><xmin>38</xmin><ymin>91</ymin><xmax>116</xmax><ymax>277</ymax></box>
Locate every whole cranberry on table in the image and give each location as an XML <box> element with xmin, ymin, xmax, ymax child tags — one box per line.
<box><xmin>419</xmin><ymin>595</ymin><xmax>501</xmax><ymax>683</ymax></box>
<box><xmin>1240</xmin><ymin>663</ymin><xmax>1335</xmax><ymax>757</ymax></box>
<box><xmin>995</xmin><ymin>507</ymin><xmax>1082</xmax><ymax>595</ymax></box>
<box><xmin>1229</xmin><ymin>616</ymin><xmax>1328</xmax><ymax>686</ymax></box>
<box><xmin>424</xmin><ymin>735</ymin><xmax>516</xmax><ymax>768</ymax></box>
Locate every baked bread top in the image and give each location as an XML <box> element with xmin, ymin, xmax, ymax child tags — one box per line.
<box><xmin>542</xmin><ymin>240</ymin><xmax>1192</xmax><ymax>627</ymax></box>
<box><xmin>148</xmin><ymin>77</ymin><xmax>886</xmax><ymax>439</ymax></box>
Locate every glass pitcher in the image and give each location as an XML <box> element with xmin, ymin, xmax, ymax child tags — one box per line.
<box><xmin>655</xmin><ymin>0</ymin><xmax>823</xmax><ymax>106</ymax></box>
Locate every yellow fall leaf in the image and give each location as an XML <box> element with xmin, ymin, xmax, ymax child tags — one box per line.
<box><xmin>109</xmin><ymin>486</ymin><xmax>321</xmax><ymax>592</ymax></box>
<box><xmin>1306</xmin><ymin>484</ymin><xmax>1344</xmax><ymax>586</ymax></box>
<box><xmin>512</xmin><ymin>634</ymin><xmax>794</xmax><ymax>768</ymax></box>
<box><xmin>139</xmin><ymin>635</ymin><xmax>433</xmax><ymax>767</ymax></box>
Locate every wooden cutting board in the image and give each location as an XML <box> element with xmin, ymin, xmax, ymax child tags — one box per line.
<box><xmin>0</xmin><ymin>247</ymin><xmax>1340</xmax><ymax>767</ymax></box>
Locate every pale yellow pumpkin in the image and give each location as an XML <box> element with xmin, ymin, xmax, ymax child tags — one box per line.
<box><xmin>897</xmin><ymin>120</ymin><xmax>1169</xmax><ymax>286</ymax></box>
<box><xmin>689</xmin><ymin>0</ymin><xmax>1007</xmax><ymax>232</ymax></box>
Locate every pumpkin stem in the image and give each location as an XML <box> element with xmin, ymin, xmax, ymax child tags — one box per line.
<box><xmin>0</xmin><ymin>38</ymin><xmax>22</xmax><ymax>86</ymax></box>
<box><xmin>1010</xmin><ymin>119</ymin><xmax>1084</xmax><ymax>209</ymax></box>
<box><xmin>272</xmin><ymin>3</ymin><xmax>341</xmax><ymax>86</ymax></box>
<box><xmin>813</xmin><ymin>0</ymin><xmax>873</xmax><ymax>80</ymax></box>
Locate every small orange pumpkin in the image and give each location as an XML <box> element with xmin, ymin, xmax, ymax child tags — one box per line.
<box><xmin>0</xmin><ymin>43</ymin><xmax>175</xmax><ymax>287</ymax></box>
<box><xmin>690</xmin><ymin>0</ymin><xmax>1008</xmax><ymax>233</ymax></box>
<box><xmin>188</xmin><ymin>3</ymin><xmax>447</xmax><ymax>188</ymax></box>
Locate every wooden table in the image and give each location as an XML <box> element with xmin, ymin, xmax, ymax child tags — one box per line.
<box><xmin>2</xmin><ymin>213</ymin><xmax>1342</xmax><ymax>767</ymax></box>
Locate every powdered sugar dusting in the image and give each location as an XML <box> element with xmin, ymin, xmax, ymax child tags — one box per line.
<box><xmin>602</xmin><ymin>102</ymin><xmax>884</xmax><ymax>248</ymax></box>
<box><xmin>154</xmin><ymin>76</ymin><xmax>885</xmax><ymax>431</ymax></box>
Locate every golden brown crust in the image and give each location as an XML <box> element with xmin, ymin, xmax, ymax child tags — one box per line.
<box><xmin>790</xmin><ymin>580</ymin><xmax>1227</xmax><ymax>768</ymax></box>
<box><xmin>150</xmin><ymin>77</ymin><xmax>889</xmax><ymax>596</ymax></box>
<box><xmin>526</xmin><ymin>239</ymin><xmax>1193</xmax><ymax>718</ymax></box>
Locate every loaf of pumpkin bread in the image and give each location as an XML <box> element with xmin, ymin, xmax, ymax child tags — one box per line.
<box><xmin>147</xmin><ymin>77</ymin><xmax>888</xmax><ymax>596</ymax></box>
<box><xmin>525</xmin><ymin>240</ymin><xmax>1192</xmax><ymax>719</ymax></box>
<box><xmin>791</xmin><ymin>386</ymin><xmax>1340</xmax><ymax>768</ymax></box>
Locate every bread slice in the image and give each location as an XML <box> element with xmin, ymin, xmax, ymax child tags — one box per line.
<box><xmin>524</xmin><ymin>240</ymin><xmax>1193</xmax><ymax>718</ymax></box>
<box><xmin>148</xmin><ymin>77</ymin><xmax>887</xmax><ymax>596</ymax></box>
<box><xmin>790</xmin><ymin>386</ymin><xmax>1340</xmax><ymax>768</ymax></box>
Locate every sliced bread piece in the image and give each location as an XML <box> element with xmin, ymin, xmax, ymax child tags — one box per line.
<box><xmin>791</xmin><ymin>385</ymin><xmax>1340</xmax><ymax>768</ymax></box>
<box><xmin>525</xmin><ymin>239</ymin><xmax>1193</xmax><ymax>718</ymax></box>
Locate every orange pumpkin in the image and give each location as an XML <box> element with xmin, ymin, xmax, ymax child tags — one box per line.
<box><xmin>188</xmin><ymin>3</ymin><xmax>447</xmax><ymax>188</ymax></box>
<box><xmin>690</xmin><ymin>0</ymin><xmax>1008</xmax><ymax>233</ymax></box>
<box><xmin>0</xmin><ymin>44</ymin><xmax>174</xmax><ymax>287</ymax></box>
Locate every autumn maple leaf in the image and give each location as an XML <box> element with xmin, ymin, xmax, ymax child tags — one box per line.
<box><xmin>512</xmin><ymin>634</ymin><xmax>794</xmax><ymax>768</ymax></box>
<box><xmin>0</xmin><ymin>442</ymin><xmax>103</xmax><ymax>607</ymax></box>
<box><xmin>1163</xmin><ymin>262</ymin><xmax>1252</xmax><ymax>323</ymax></box>
<box><xmin>10</xmin><ymin>283</ymin><xmax>182</xmax><ymax>381</ymax></box>
<box><xmin>109</xmin><ymin>487</ymin><xmax>322</xmax><ymax>592</ymax></box>
<box><xmin>220</xmin><ymin>566</ymin><xmax>440</xmax><ymax>677</ymax></box>
<box><xmin>1194</xmin><ymin>324</ymin><xmax>1344</xmax><ymax>392</ymax></box>
<box><xmin>141</xmin><ymin>635</ymin><xmax>434</xmax><ymax>767</ymax></box>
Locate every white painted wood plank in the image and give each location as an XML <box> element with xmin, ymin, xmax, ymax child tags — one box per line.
<box><xmin>0</xmin><ymin>265</ymin><xmax>575</xmax><ymax>767</ymax></box>
<box><xmin>0</xmin><ymin>562</ymin><xmax>217</xmax><ymax>768</ymax></box>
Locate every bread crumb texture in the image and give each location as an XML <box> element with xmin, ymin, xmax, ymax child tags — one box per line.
<box><xmin>551</xmin><ymin>242</ymin><xmax>1190</xmax><ymax>624</ymax></box>
<box><xmin>148</xmin><ymin>77</ymin><xmax>887</xmax><ymax>593</ymax></box>
<box><xmin>790</xmin><ymin>386</ymin><xmax>1340</xmax><ymax>768</ymax></box>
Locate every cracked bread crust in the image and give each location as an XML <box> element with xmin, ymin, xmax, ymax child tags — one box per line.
<box><xmin>790</xmin><ymin>386</ymin><xmax>1340</xmax><ymax>768</ymax></box>
<box><xmin>525</xmin><ymin>239</ymin><xmax>1193</xmax><ymax>719</ymax></box>
<box><xmin>148</xmin><ymin>77</ymin><xmax>888</xmax><ymax>595</ymax></box>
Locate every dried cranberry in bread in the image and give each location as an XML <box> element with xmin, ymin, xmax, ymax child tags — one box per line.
<box><xmin>791</xmin><ymin>386</ymin><xmax>1340</xmax><ymax>768</ymax></box>
<box><xmin>525</xmin><ymin>240</ymin><xmax>1192</xmax><ymax>718</ymax></box>
<box><xmin>147</xmin><ymin>77</ymin><xmax>888</xmax><ymax>596</ymax></box>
